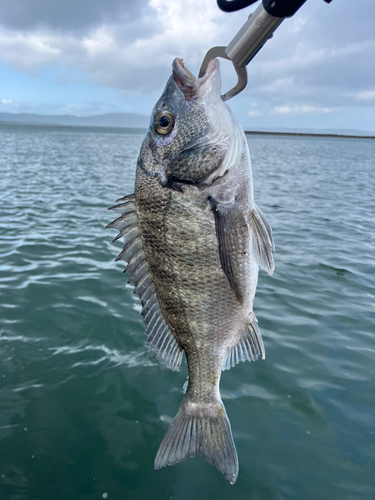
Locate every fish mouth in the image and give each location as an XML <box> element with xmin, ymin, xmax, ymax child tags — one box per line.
<box><xmin>173</xmin><ymin>58</ymin><xmax>195</xmax><ymax>80</ymax></box>
<box><xmin>171</xmin><ymin>57</ymin><xmax>222</xmax><ymax>154</ymax></box>
<box><xmin>172</xmin><ymin>58</ymin><xmax>219</xmax><ymax>100</ymax></box>
<box><xmin>173</xmin><ymin>57</ymin><xmax>218</xmax><ymax>82</ymax></box>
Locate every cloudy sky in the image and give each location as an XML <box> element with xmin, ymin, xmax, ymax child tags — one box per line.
<box><xmin>0</xmin><ymin>0</ymin><xmax>374</xmax><ymax>131</ymax></box>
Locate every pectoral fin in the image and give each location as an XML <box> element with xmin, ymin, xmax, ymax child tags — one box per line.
<box><xmin>210</xmin><ymin>197</ymin><xmax>249</xmax><ymax>304</ymax></box>
<box><xmin>252</xmin><ymin>205</ymin><xmax>275</xmax><ymax>275</ymax></box>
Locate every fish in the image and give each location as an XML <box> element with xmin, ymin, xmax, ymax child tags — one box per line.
<box><xmin>107</xmin><ymin>57</ymin><xmax>274</xmax><ymax>484</ymax></box>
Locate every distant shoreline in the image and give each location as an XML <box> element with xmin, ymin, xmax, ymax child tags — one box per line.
<box><xmin>245</xmin><ymin>130</ymin><xmax>375</xmax><ymax>140</ymax></box>
<box><xmin>0</xmin><ymin>121</ymin><xmax>147</xmax><ymax>133</ymax></box>
<box><xmin>1</xmin><ymin>120</ymin><xmax>374</xmax><ymax>139</ymax></box>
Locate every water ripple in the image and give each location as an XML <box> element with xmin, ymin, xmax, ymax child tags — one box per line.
<box><xmin>0</xmin><ymin>126</ymin><xmax>374</xmax><ymax>499</ymax></box>
<box><xmin>47</xmin><ymin>343</ymin><xmax>155</xmax><ymax>369</ymax></box>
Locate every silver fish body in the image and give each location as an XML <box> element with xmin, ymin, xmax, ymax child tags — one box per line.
<box><xmin>108</xmin><ymin>58</ymin><xmax>274</xmax><ymax>484</ymax></box>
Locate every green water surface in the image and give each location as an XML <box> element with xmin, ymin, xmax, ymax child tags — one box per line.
<box><xmin>0</xmin><ymin>124</ymin><xmax>374</xmax><ymax>500</ymax></box>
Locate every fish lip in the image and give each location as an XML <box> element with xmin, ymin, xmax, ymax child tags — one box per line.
<box><xmin>199</xmin><ymin>57</ymin><xmax>219</xmax><ymax>80</ymax></box>
<box><xmin>173</xmin><ymin>58</ymin><xmax>195</xmax><ymax>81</ymax></box>
<box><xmin>172</xmin><ymin>58</ymin><xmax>219</xmax><ymax>86</ymax></box>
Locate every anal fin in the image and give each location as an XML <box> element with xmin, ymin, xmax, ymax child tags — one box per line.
<box><xmin>222</xmin><ymin>317</ymin><xmax>265</xmax><ymax>371</ymax></box>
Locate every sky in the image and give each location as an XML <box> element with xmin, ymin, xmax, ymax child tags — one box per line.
<box><xmin>0</xmin><ymin>0</ymin><xmax>374</xmax><ymax>132</ymax></box>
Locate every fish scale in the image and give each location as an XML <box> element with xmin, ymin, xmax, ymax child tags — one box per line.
<box><xmin>108</xmin><ymin>57</ymin><xmax>274</xmax><ymax>484</ymax></box>
<box><xmin>136</xmin><ymin>170</ymin><xmax>190</xmax><ymax>343</ymax></box>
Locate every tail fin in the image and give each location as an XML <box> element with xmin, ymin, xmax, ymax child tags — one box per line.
<box><xmin>154</xmin><ymin>397</ymin><xmax>238</xmax><ymax>484</ymax></box>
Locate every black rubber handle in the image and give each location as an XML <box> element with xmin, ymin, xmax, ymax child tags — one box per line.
<box><xmin>218</xmin><ymin>0</ymin><xmax>332</xmax><ymax>14</ymax></box>
<box><xmin>262</xmin><ymin>0</ymin><xmax>307</xmax><ymax>18</ymax></box>
<box><xmin>217</xmin><ymin>0</ymin><xmax>259</xmax><ymax>12</ymax></box>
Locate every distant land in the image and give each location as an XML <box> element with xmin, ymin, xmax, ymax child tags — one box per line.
<box><xmin>0</xmin><ymin>112</ymin><xmax>150</xmax><ymax>129</ymax></box>
<box><xmin>245</xmin><ymin>129</ymin><xmax>375</xmax><ymax>140</ymax></box>
<box><xmin>1</xmin><ymin>112</ymin><xmax>374</xmax><ymax>138</ymax></box>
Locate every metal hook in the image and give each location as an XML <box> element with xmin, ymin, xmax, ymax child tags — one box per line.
<box><xmin>206</xmin><ymin>0</ymin><xmax>333</xmax><ymax>100</ymax></box>
<box><xmin>198</xmin><ymin>46</ymin><xmax>248</xmax><ymax>102</ymax></box>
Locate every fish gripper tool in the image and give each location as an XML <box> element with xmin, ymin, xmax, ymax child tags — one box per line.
<box><xmin>199</xmin><ymin>0</ymin><xmax>333</xmax><ymax>101</ymax></box>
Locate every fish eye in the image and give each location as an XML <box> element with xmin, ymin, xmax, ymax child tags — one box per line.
<box><xmin>155</xmin><ymin>111</ymin><xmax>175</xmax><ymax>135</ymax></box>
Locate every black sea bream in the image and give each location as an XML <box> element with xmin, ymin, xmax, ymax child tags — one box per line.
<box><xmin>107</xmin><ymin>58</ymin><xmax>274</xmax><ymax>484</ymax></box>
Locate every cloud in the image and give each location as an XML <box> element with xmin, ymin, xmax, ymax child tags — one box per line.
<box><xmin>272</xmin><ymin>105</ymin><xmax>332</xmax><ymax>115</ymax></box>
<box><xmin>76</xmin><ymin>0</ymin><xmax>232</xmax><ymax>89</ymax></box>
<box><xmin>258</xmin><ymin>77</ymin><xmax>295</xmax><ymax>93</ymax></box>
<box><xmin>243</xmin><ymin>0</ymin><xmax>375</xmax><ymax>113</ymax></box>
<box><xmin>287</xmin><ymin>17</ymin><xmax>307</xmax><ymax>34</ymax></box>
<box><xmin>0</xmin><ymin>0</ymin><xmax>150</xmax><ymax>33</ymax></box>
<box><xmin>0</xmin><ymin>98</ymin><xmax>120</xmax><ymax>116</ymax></box>
<box><xmin>0</xmin><ymin>29</ymin><xmax>62</xmax><ymax>73</ymax></box>
<box><xmin>0</xmin><ymin>98</ymin><xmax>34</xmax><ymax>111</ymax></box>
<box><xmin>0</xmin><ymin>0</ymin><xmax>374</xmax><ymax>100</ymax></box>
<box><xmin>355</xmin><ymin>89</ymin><xmax>375</xmax><ymax>102</ymax></box>
<box><xmin>0</xmin><ymin>0</ymin><xmax>374</xmax><ymax>131</ymax></box>
<box><xmin>0</xmin><ymin>0</ymin><xmax>238</xmax><ymax>91</ymax></box>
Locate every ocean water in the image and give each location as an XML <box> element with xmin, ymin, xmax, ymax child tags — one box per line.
<box><xmin>0</xmin><ymin>123</ymin><xmax>374</xmax><ymax>500</ymax></box>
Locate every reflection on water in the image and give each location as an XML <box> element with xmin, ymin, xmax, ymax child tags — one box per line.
<box><xmin>0</xmin><ymin>124</ymin><xmax>374</xmax><ymax>500</ymax></box>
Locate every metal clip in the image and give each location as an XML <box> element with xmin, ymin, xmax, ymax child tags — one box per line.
<box><xmin>199</xmin><ymin>3</ymin><xmax>284</xmax><ymax>101</ymax></box>
<box><xmin>198</xmin><ymin>46</ymin><xmax>247</xmax><ymax>102</ymax></box>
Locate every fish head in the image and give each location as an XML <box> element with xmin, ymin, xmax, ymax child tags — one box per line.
<box><xmin>139</xmin><ymin>58</ymin><xmax>238</xmax><ymax>186</ymax></box>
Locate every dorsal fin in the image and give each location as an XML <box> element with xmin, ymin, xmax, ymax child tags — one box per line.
<box><xmin>252</xmin><ymin>205</ymin><xmax>275</xmax><ymax>275</ymax></box>
<box><xmin>107</xmin><ymin>195</ymin><xmax>183</xmax><ymax>371</ymax></box>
